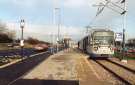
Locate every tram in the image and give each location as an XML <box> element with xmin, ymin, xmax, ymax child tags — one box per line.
<box><xmin>78</xmin><ymin>29</ymin><xmax>115</xmax><ymax>57</ymax></box>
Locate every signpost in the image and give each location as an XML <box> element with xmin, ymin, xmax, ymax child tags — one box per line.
<box><xmin>20</xmin><ymin>40</ymin><xmax>24</xmax><ymax>47</ymax></box>
<box><xmin>20</xmin><ymin>19</ymin><xmax>25</xmax><ymax>58</ymax></box>
<box><xmin>115</xmin><ymin>33</ymin><xmax>123</xmax><ymax>42</ymax></box>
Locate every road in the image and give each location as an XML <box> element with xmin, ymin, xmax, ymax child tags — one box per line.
<box><xmin>0</xmin><ymin>48</ymin><xmax>38</xmax><ymax>57</ymax></box>
<box><xmin>0</xmin><ymin>51</ymin><xmax>51</xmax><ymax>85</ymax></box>
<box><xmin>0</xmin><ymin>47</ymin><xmax>64</xmax><ymax>57</ymax></box>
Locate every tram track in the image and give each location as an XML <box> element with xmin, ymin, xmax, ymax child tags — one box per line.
<box><xmin>93</xmin><ymin>60</ymin><xmax>131</xmax><ymax>85</ymax></box>
<box><xmin>106</xmin><ymin>59</ymin><xmax>135</xmax><ymax>74</ymax></box>
<box><xmin>91</xmin><ymin>58</ymin><xmax>135</xmax><ymax>85</ymax></box>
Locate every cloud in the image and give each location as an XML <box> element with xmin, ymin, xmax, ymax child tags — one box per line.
<box><xmin>63</xmin><ymin>0</ymin><xmax>89</xmax><ymax>8</ymax></box>
<box><xmin>12</xmin><ymin>0</ymin><xmax>37</xmax><ymax>7</ymax></box>
<box><xmin>6</xmin><ymin>21</ymin><xmax>84</xmax><ymax>42</ymax></box>
<box><xmin>0</xmin><ymin>0</ymin><xmax>135</xmax><ymax>41</ymax></box>
<box><xmin>89</xmin><ymin>0</ymin><xmax>126</xmax><ymax>25</ymax></box>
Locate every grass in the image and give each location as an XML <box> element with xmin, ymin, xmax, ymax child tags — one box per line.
<box><xmin>0</xmin><ymin>57</ymin><xmax>10</xmax><ymax>66</ymax></box>
<box><xmin>113</xmin><ymin>52</ymin><xmax>135</xmax><ymax>60</ymax></box>
<box><xmin>0</xmin><ymin>43</ymin><xmax>33</xmax><ymax>66</ymax></box>
<box><xmin>0</xmin><ymin>43</ymin><xmax>34</xmax><ymax>51</ymax></box>
<box><xmin>0</xmin><ymin>56</ymin><xmax>22</xmax><ymax>66</ymax></box>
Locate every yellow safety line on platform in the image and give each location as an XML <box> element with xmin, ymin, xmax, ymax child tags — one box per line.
<box><xmin>83</xmin><ymin>55</ymin><xmax>101</xmax><ymax>80</ymax></box>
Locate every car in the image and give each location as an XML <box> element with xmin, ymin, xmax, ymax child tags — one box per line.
<box><xmin>34</xmin><ymin>44</ymin><xmax>48</xmax><ymax>51</ymax></box>
<box><xmin>126</xmin><ymin>48</ymin><xmax>135</xmax><ymax>53</ymax></box>
<box><xmin>8</xmin><ymin>43</ymin><xmax>20</xmax><ymax>48</ymax></box>
<box><xmin>7</xmin><ymin>44</ymin><xmax>14</xmax><ymax>47</ymax></box>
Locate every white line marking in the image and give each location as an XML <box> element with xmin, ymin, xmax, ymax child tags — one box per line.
<box><xmin>30</xmin><ymin>51</ymin><xmax>49</xmax><ymax>57</ymax></box>
<box><xmin>0</xmin><ymin>59</ymin><xmax>22</xmax><ymax>69</ymax></box>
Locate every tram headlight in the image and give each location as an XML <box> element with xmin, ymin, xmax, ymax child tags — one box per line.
<box><xmin>94</xmin><ymin>47</ymin><xmax>98</xmax><ymax>51</ymax></box>
<box><xmin>109</xmin><ymin>46</ymin><xmax>114</xmax><ymax>52</ymax></box>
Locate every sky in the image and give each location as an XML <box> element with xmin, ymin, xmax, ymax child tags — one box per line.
<box><xmin>0</xmin><ymin>0</ymin><xmax>135</xmax><ymax>42</ymax></box>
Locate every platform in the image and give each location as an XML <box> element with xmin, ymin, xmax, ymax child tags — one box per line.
<box><xmin>11</xmin><ymin>48</ymin><xmax>111</xmax><ymax>85</ymax></box>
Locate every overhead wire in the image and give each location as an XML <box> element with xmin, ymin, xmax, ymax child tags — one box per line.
<box><xmin>87</xmin><ymin>0</ymin><xmax>110</xmax><ymax>29</ymax></box>
<box><xmin>88</xmin><ymin>0</ymin><xmax>125</xmax><ymax>27</ymax></box>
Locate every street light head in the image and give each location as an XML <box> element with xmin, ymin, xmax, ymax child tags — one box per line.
<box><xmin>20</xmin><ymin>19</ymin><xmax>25</xmax><ymax>28</ymax></box>
<box><xmin>55</xmin><ymin>7</ymin><xmax>60</xmax><ymax>10</ymax></box>
<box><xmin>121</xmin><ymin>10</ymin><xmax>126</xmax><ymax>15</ymax></box>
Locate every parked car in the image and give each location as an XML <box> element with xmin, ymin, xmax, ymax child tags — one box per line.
<box><xmin>34</xmin><ymin>44</ymin><xmax>48</xmax><ymax>52</ymax></box>
<box><xmin>8</xmin><ymin>43</ymin><xmax>20</xmax><ymax>48</ymax></box>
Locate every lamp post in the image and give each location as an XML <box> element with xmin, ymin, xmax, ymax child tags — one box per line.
<box><xmin>50</xmin><ymin>33</ymin><xmax>54</xmax><ymax>54</ymax></box>
<box><xmin>121</xmin><ymin>0</ymin><xmax>127</xmax><ymax>63</ymax></box>
<box><xmin>20</xmin><ymin>19</ymin><xmax>25</xmax><ymax>58</ymax></box>
<box><xmin>55</xmin><ymin>7</ymin><xmax>61</xmax><ymax>52</ymax></box>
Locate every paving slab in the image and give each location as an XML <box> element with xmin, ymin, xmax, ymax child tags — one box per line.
<box><xmin>11</xmin><ymin>48</ymin><xmax>111</xmax><ymax>85</ymax></box>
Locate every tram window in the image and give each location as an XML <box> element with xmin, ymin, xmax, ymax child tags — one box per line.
<box><xmin>94</xmin><ymin>36</ymin><xmax>114</xmax><ymax>45</ymax></box>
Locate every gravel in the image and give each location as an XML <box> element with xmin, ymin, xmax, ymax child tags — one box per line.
<box><xmin>100</xmin><ymin>60</ymin><xmax>135</xmax><ymax>84</ymax></box>
<box><xmin>89</xmin><ymin>59</ymin><xmax>125</xmax><ymax>85</ymax></box>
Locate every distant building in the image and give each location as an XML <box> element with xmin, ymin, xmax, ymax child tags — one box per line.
<box><xmin>63</xmin><ymin>37</ymin><xmax>71</xmax><ymax>48</ymax></box>
<box><xmin>128</xmin><ymin>38</ymin><xmax>135</xmax><ymax>44</ymax></box>
<box><xmin>127</xmin><ymin>38</ymin><xmax>135</xmax><ymax>47</ymax></box>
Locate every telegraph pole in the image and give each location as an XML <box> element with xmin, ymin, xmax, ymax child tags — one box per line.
<box><xmin>55</xmin><ymin>7</ymin><xmax>61</xmax><ymax>52</ymax></box>
<box><xmin>121</xmin><ymin>0</ymin><xmax>127</xmax><ymax>63</ymax></box>
<box><xmin>53</xmin><ymin>0</ymin><xmax>61</xmax><ymax>53</ymax></box>
<box><xmin>50</xmin><ymin>33</ymin><xmax>54</xmax><ymax>54</ymax></box>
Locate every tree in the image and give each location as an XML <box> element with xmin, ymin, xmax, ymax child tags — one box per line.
<box><xmin>26</xmin><ymin>37</ymin><xmax>39</xmax><ymax>45</ymax></box>
<box><xmin>0</xmin><ymin>33</ymin><xmax>13</xmax><ymax>43</ymax></box>
<box><xmin>0</xmin><ymin>21</ymin><xmax>16</xmax><ymax>43</ymax></box>
<box><xmin>0</xmin><ymin>21</ymin><xmax>8</xmax><ymax>34</ymax></box>
<box><xmin>7</xmin><ymin>30</ymin><xmax>16</xmax><ymax>40</ymax></box>
<box><xmin>26</xmin><ymin>37</ymin><xmax>50</xmax><ymax>45</ymax></box>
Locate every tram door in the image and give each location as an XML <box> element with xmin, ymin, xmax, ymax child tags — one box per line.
<box><xmin>83</xmin><ymin>37</ymin><xmax>88</xmax><ymax>52</ymax></box>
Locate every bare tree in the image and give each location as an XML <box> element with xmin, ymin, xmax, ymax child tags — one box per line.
<box><xmin>7</xmin><ymin>30</ymin><xmax>16</xmax><ymax>39</ymax></box>
<box><xmin>0</xmin><ymin>21</ymin><xmax>8</xmax><ymax>34</ymax></box>
<box><xmin>0</xmin><ymin>21</ymin><xmax>16</xmax><ymax>43</ymax></box>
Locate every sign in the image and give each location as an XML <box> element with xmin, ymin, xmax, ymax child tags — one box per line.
<box><xmin>20</xmin><ymin>40</ymin><xmax>24</xmax><ymax>46</ymax></box>
<box><xmin>115</xmin><ymin>33</ymin><xmax>123</xmax><ymax>41</ymax></box>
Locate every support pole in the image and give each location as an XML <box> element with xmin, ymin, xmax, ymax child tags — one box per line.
<box><xmin>121</xmin><ymin>0</ymin><xmax>127</xmax><ymax>63</ymax></box>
